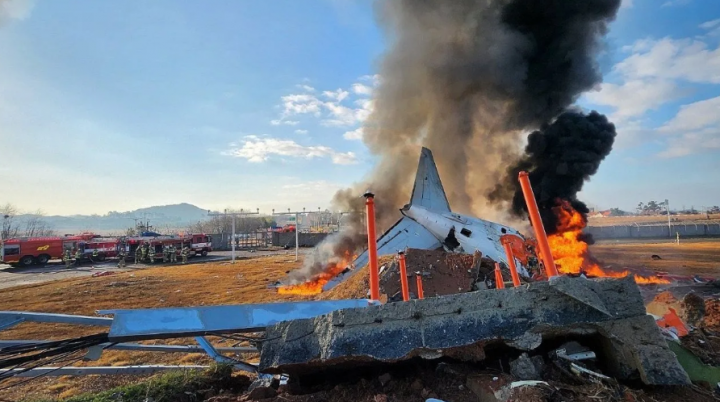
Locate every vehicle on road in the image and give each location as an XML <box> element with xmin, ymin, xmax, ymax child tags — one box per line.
<box><xmin>2</xmin><ymin>233</ymin><xmax>212</xmax><ymax>267</ymax></box>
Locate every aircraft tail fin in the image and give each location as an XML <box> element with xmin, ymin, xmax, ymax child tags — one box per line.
<box><xmin>409</xmin><ymin>147</ymin><xmax>451</xmax><ymax>213</ymax></box>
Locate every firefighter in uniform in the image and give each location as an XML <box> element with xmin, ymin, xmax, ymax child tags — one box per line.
<box><xmin>141</xmin><ymin>242</ymin><xmax>148</xmax><ymax>262</ymax></box>
<box><xmin>118</xmin><ymin>248</ymin><xmax>126</xmax><ymax>268</ymax></box>
<box><xmin>91</xmin><ymin>248</ymin><xmax>99</xmax><ymax>263</ymax></box>
<box><xmin>63</xmin><ymin>249</ymin><xmax>72</xmax><ymax>268</ymax></box>
<box><xmin>147</xmin><ymin>243</ymin><xmax>155</xmax><ymax>264</ymax></box>
<box><xmin>162</xmin><ymin>245</ymin><xmax>168</xmax><ymax>263</ymax></box>
<box><xmin>134</xmin><ymin>245</ymin><xmax>142</xmax><ymax>264</ymax></box>
<box><xmin>74</xmin><ymin>248</ymin><xmax>83</xmax><ymax>266</ymax></box>
<box><xmin>181</xmin><ymin>247</ymin><xmax>189</xmax><ymax>264</ymax></box>
<box><xmin>169</xmin><ymin>245</ymin><xmax>177</xmax><ymax>263</ymax></box>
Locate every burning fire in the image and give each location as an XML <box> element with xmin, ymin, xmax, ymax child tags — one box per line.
<box><xmin>547</xmin><ymin>200</ymin><xmax>669</xmax><ymax>285</ymax></box>
<box><xmin>277</xmin><ymin>257</ymin><xmax>353</xmax><ymax>296</ymax></box>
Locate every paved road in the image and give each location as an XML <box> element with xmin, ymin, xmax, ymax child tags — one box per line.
<box><xmin>0</xmin><ymin>248</ymin><xmax>311</xmax><ymax>290</ymax></box>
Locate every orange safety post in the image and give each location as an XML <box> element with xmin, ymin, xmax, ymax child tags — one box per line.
<box><xmin>502</xmin><ymin>241</ymin><xmax>522</xmax><ymax>287</ymax></box>
<box><xmin>517</xmin><ymin>171</ymin><xmax>559</xmax><ymax>278</ymax></box>
<box><xmin>494</xmin><ymin>262</ymin><xmax>505</xmax><ymax>289</ymax></box>
<box><xmin>397</xmin><ymin>251</ymin><xmax>410</xmax><ymax>302</ymax></box>
<box><xmin>416</xmin><ymin>275</ymin><xmax>424</xmax><ymax>299</ymax></box>
<box><xmin>364</xmin><ymin>191</ymin><xmax>380</xmax><ymax>301</ymax></box>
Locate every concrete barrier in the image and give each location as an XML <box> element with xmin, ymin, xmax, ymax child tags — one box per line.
<box><xmin>587</xmin><ymin>223</ymin><xmax>720</xmax><ymax>240</ymax></box>
<box><xmin>272</xmin><ymin>232</ymin><xmax>329</xmax><ymax>247</ymax></box>
<box><xmin>709</xmin><ymin>224</ymin><xmax>720</xmax><ymax>236</ymax></box>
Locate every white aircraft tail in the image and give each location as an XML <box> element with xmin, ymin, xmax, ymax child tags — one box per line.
<box><xmin>409</xmin><ymin>147</ymin><xmax>451</xmax><ymax>213</ymax></box>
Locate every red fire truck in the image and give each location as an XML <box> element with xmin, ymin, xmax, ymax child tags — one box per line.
<box><xmin>122</xmin><ymin>233</ymin><xmax>212</xmax><ymax>262</ymax></box>
<box><xmin>1</xmin><ymin>233</ymin><xmax>211</xmax><ymax>267</ymax></box>
<box><xmin>1</xmin><ymin>233</ymin><xmax>119</xmax><ymax>267</ymax></box>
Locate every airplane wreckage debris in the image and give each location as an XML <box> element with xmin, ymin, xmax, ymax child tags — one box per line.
<box><xmin>0</xmin><ymin>149</ymin><xmax>701</xmax><ymax>398</ymax></box>
<box><xmin>260</xmin><ymin>276</ymin><xmax>689</xmax><ymax>386</ymax></box>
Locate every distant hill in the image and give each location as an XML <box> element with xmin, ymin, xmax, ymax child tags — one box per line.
<box><xmin>16</xmin><ymin>203</ymin><xmax>210</xmax><ymax>234</ymax></box>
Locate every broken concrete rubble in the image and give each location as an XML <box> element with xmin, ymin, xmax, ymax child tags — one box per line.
<box><xmin>509</xmin><ymin>353</ymin><xmax>545</xmax><ymax>380</ymax></box>
<box><xmin>259</xmin><ymin>276</ymin><xmax>689</xmax><ymax>385</ymax></box>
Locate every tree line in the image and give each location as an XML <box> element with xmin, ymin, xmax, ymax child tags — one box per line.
<box><xmin>635</xmin><ymin>201</ymin><xmax>719</xmax><ymax>215</ymax></box>
<box><xmin>1</xmin><ymin>203</ymin><xmax>56</xmax><ymax>239</ymax></box>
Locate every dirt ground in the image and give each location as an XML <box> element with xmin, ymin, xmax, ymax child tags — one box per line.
<box><xmin>588</xmin><ymin>213</ymin><xmax>720</xmax><ymax>227</ymax></box>
<box><xmin>590</xmin><ymin>240</ymin><xmax>720</xmax><ymax>277</ymax></box>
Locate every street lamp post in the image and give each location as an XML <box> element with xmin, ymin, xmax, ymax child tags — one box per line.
<box><xmin>207</xmin><ymin>208</ymin><xmax>260</xmax><ymax>264</ymax></box>
<box><xmin>1</xmin><ymin>214</ymin><xmax>9</xmax><ymax>263</ymax></box>
<box><xmin>273</xmin><ymin>208</ymin><xmax>307</xmax><ymax>262</ymax></box>
<box><xmin>666</xmin><ymin>199</ymin><xmax>672</xmax><ymax>238</ymax></box>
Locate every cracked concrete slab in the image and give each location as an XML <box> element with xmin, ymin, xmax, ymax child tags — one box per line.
<box><xmin>259</xmin><ymin>277</ymin><xmax>689</xmax><ymax>385</ymax></box>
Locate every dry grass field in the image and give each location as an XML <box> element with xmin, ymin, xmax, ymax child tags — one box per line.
<box><xmin>590</xmin><ymin>240</ymin><xmax>720</xmax><ymax>277</ymax></box>
<box><xmin>588</xmin><ymin>213</ymin><xmax>720</xmax><ymax>227</ymax></box>
<box><xmin>2</xmin><ymin>241</ymin><xmax>720</xmax><ymax>400</ymax></box>
<box><xmin>0</xmin><ymin>255</ymin><xmax>313</xmax><ymax>401</ymax></box>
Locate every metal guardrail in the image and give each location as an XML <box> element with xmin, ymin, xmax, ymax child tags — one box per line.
<box><xmin>99</xmin><ymin>299</ymin><xmax>377</xmax><ymax>341</ymax></box>
<box><xmin>0</xmin><ymin>311</ymin><xmax>112</xmax><ymax>331</ymax></box>
<box><xmin>0</xmin><ymin>365</ymin><xmax>210</xmax><ymax>377</ymax></box>
<box><xmin>0</xmin><ymin>299</ymin><xmax>377</xmax><ymax>377</ymax></box>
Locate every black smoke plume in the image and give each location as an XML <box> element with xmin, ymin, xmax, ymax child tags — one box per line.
<box><xmin>490</xmin><ymin>110</ymin><xmax>617</xmax><ymax>233</ymax></box>
<box><xmin>291</xmin><ymin>0</ymin><xmax>621</xmax><ymax>283</ymax></box>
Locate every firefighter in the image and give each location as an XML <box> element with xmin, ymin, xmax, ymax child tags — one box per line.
<box><xmin>63</xmin><ymin>249</ymin><xmax>72</xmax><ymax>268</ymax></box>
<box><xmin>181</xmin><ymin>247</ymin><xmax>189</xmax><ymax>264</ymax></box>
<box><xmin>74</xmin><ymin>248</ymin><xmax>83</xmax><ymax>266</ymax></box>
<box><xmin>148</xmin><ymin>243</ymin><xmax>155</xmax><ymax>264</ymax></box>
<box><xmin>134</xmin><ymin>245</ymin><xmax>142</xmax><ymax>264</ymax></box>
<box><xmin>141</xmin><ymin>242</ymin><xmax>148</xmax><ymax>261</ymax></box>
<box><xmin>91</xmin><ymin>248</ymin><xmax>99</xmax><ymax>262</ymax></box>
<box><xmin>117</xmin><ymin>249</ymin><xmax>126</xmax><ymax>268</ymax></box>
<box><xmin>169</xmin><ymin>245</ymin><xmax>177</xmax><ymax>263</ymax></box>
<box><xmin>162</xmin><ymin>245</ymin><xmax>169</xmax><ymax>263</ymax></box>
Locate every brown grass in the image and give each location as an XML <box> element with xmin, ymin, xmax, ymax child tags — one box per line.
<box><xmin>0</xmin><ymin>254</ymin><xmax>320</xmax><ymax>400</ymax></box>
<box><xmin>3</xmin><ymin>242</ymin><xmax>720</xmax><ymax>400</ymax></box>
<box><xmin>590</xmin><ymin>240</ymin><xmax>720</xmax><ymax>277</ymax></box>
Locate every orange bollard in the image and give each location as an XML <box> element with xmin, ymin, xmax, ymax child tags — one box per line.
<box><xmin>364</xmin><ymin>192</ymin><xmax>380</xmax><ymax>301</ymax></box>
<box><xmin>502</xmin><ymin>242</ymin><xmax>522</xmax><ymax>287</ymax></box>
<box><xmin>518</xmin><ymin>171</ymin><xmax>559</xmax><ymax>278</ymax></box>
<box><xmin>494</xmin><ymin>262</ymin><xmax>505</xmax><ymax>289</ymax></box>
<box><xmin>397</xmin><ymin>251</ymin><xmax>410</xmax><ymax>302</ymax></box>
<box><xmin>416</xmin><ymin>275</ymin><xmax>424</xmax><ymax>299</ymax></box>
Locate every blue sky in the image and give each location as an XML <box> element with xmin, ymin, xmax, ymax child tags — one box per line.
<box><xmin>0</xmin><ymin>0</ymin><xmax>718</xmax><ymax>216</ymax></box>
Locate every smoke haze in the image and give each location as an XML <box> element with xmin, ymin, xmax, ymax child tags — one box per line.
<box><xmin>298</xmin><ymin>0</ymin><xmax>622</xmax><ymax>280</ymax></box>
<box><xmin>337</xmin><ymin>0</ymin><xmax>620</xmax><ymax>224</ymax></box>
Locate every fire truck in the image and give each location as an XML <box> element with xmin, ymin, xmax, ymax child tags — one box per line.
<box><xmin>1</xmin><ymin>233</ymin><xmax>211</xmax><ymax>267</ymax></box>
<box><xmin>0</xmin><ymin>233</ymin><xmax>119</xmax><ymax>267</ymax></box>
<box><xmin>122</xmin><ymin>233</ymin><xmax>212</xmax><ymax>262</ymax></box>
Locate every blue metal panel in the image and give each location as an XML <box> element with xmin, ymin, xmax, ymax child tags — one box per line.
<box><xmin>100</xmin><ymin>299</ymin><xmax>376</xmax><ymax>341</ymax></box>
<box><xmin>195</xmin><ymin>336</ymin><xmax>257</xmax><ymax>372</ymax></box>
<box><xmin>0</xmin><ymin>340</ymin><xmax>257</xmax><ymax>353</ymax></box>
<box><xmin>0</xmin><ymin>311</ymin><xmax>112</xmax><ymax>331</ymax></box>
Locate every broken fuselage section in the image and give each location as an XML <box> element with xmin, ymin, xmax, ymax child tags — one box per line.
<box><xmin>323</xmin><ymin>147</ymin><xmax>526</xmax><ymax>292</ymax></box>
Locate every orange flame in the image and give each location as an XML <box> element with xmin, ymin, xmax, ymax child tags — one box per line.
<box><xmin>547</xmin><ymin>200</ymin><xmax>669</xmax><ymax>285</ymax></box>
<box><xmin>277</xmin><ymin>256</ymin><xmax>353</xmax><ymax>296</ymax></box>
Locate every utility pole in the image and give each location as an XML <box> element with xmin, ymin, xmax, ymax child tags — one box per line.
<box><xmin>0</xmin><ymin>214</ymin><xmax>9</xmax><ymax>263</ymax></box>
<box><xmin>273</xmin><ymin>208</ymin><xmax>307</xmax><ymax>262</ymax></box>
<box><xmin>336</xmin><ymin>211</ymin><xmax>353</xmax><ymax>232</ymax></box>
<box><xmin>666</xmin><ymin>199</ymin><xmax>672</xmax><ymax>238</ymax></box>
<box><xmin>208</xmin><ymin>208</ymin><xmax>259</xmax><ymax>264</ymax></box>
